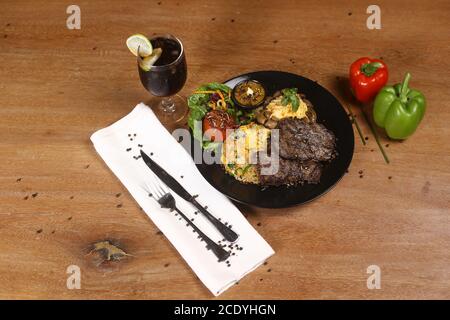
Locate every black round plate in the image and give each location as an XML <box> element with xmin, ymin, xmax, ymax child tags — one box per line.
<box><xmin>193</xmin><ymin>71</ymin><xmax>354</xmax><ymax>208</ymax></box>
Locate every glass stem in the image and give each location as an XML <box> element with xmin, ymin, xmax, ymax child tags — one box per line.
<box><xmin>160</xmin><ymin>97</ymin><xmax>175</xmax><ymax>113</ymax></box>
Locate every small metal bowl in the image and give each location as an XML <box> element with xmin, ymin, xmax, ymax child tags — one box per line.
<box><xmin>231</xmin><ymin>79</ymin><xmax>267</xmax><ymax>110</ymax></box>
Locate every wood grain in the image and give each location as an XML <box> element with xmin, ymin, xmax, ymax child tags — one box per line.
<box><xmin>0</xmin><ymin>0</ymin><xmax>449</xmax><ymax>299</ymax></box>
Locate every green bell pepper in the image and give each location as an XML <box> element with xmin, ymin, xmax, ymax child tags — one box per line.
<box><xmin>373</xmin><ymin>73</ymin><xmax>426</xmax><ymax>140</ymax></box>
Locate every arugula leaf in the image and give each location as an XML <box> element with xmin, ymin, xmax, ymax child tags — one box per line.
<box><xmin>200</xmin><ymin>82</ymin><xmax>231</xmax><ymax>93</ymax></box>
<box><xmin>187</xmin><ymin>90</ymin><xmax>208</xmax><ymax>150</ymax></box>
<box><xmin>237</xmin><ymin>111</ymin><xmax>256</xmax><ymax>125</ymax></box>
<box><xmin>187</xmin><ymin>97</ymin><xmax>207</xmax><ymax>130</ymax></box>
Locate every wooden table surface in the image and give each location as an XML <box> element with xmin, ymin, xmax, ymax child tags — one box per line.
<box><xmin>1</xmin><ymin>0</ymin><xmax>449</xmax><ymax>299</ymax></box>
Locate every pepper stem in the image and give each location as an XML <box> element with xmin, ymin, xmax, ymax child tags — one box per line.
<box><xmin>399</xmin><ymin>72</ymin><xmax>411</xmax><ymax>102</ymax></box>
<box><xmin>360</xmin><ymin>62</ymin><xmax>383</xmax><ymax>77</ymax></box>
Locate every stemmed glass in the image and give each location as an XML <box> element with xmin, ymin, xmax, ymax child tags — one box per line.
<box><xmin>137</xmin><ymin>34</ymin><xmax>187</xmax><ymax>125</ymax></box>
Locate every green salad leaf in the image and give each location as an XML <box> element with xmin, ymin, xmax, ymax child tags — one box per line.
<box><xmin>203</xmin><ymin>141</ymin><xmax>221</xmax><ymax>151</ymax></box>
<box><xmin>200</xmin><ymin>82</ymin><xmax>231</xmax><ymax>93</ymax></box>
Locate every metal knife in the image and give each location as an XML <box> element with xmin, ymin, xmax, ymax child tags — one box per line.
<box><xmin>140</xmin><ymin>150</ymin><xmax>239</xmax><ymax>242</ymax></box>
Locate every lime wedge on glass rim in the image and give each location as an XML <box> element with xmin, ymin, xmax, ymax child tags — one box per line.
<box><xmin>126</xmin><ymin>34</ymin><xmax>153</xmax><ymax>57</ymax></box>
<box><xmin>138</xmin><ymin>48</ymin><xmax>162</xmax><ymax>71</ymax></box>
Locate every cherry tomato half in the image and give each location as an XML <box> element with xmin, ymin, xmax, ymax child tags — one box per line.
<box><xmin>202</xmin><ymin>110</ymin><xmax>236</xmax><ymax>142</ymax></box>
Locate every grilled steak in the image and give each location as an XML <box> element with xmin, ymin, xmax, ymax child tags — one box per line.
<box><xmin>278</xmin><ymin>118</ymin><xmax>336</xmax><ymax>161</ymax></box>
<box><xmin>258</xmin><ymin>158</ymin><xmax>322</xmax><ymax>186</ymax></box>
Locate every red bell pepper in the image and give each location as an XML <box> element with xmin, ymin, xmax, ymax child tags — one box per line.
<box><xmin>349</xmin><ymin>57</ymin><xmax>388</xmax><ymax>103</ymax></box>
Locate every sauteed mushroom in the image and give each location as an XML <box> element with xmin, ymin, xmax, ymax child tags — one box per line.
<box><xmin>265</xmin><ymin>119</ymin><xmax>278</xmax><ymax>129</ymax></box>
<box><xmin>255</xmin><ymin>110</ymin><xmax>267</xmax><ymax>125</ymax></box>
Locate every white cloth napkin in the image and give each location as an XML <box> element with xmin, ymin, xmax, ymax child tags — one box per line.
<box><xmin>90</xmin><ymin>103</ymin><xmax>274</xmax><ymax>296</ymax></box>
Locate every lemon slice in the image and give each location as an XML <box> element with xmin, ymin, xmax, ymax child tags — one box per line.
<box><xmin>126</xmin><ymin>34</ymin><xmax>152</xmax><ymax>57</ymax></box>
<box><xmin>138</xmin><ymin>48</ymin><xmax>162</xmax><ymax>71</ymax></box>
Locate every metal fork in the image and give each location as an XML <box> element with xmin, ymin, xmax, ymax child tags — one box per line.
<box><xmin>144</xmin><ymin>178</ymin><xmax>231</xmax><ymax>262</ymax></box>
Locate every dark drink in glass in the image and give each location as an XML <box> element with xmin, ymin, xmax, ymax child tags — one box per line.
<box><xmin>137</xmin><ymin>34</ymin><xmax>187</xmax><ymax>124</ymax></box>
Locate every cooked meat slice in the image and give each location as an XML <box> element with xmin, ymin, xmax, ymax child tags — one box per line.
<box><xmin>278</xmin><ymin>118</ymin><xmax>336</xmax><ymax>161</ymax></box>
<box><xmin>257</xmin><ymin>158</ymin><xmax>322</xmax><ymax>186</ymax></box>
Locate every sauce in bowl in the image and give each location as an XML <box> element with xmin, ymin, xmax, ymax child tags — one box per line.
<box><xmin>232</xmin><ymin>80</ymin><xmax>266</xmax><ymax>109</ymax></box>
